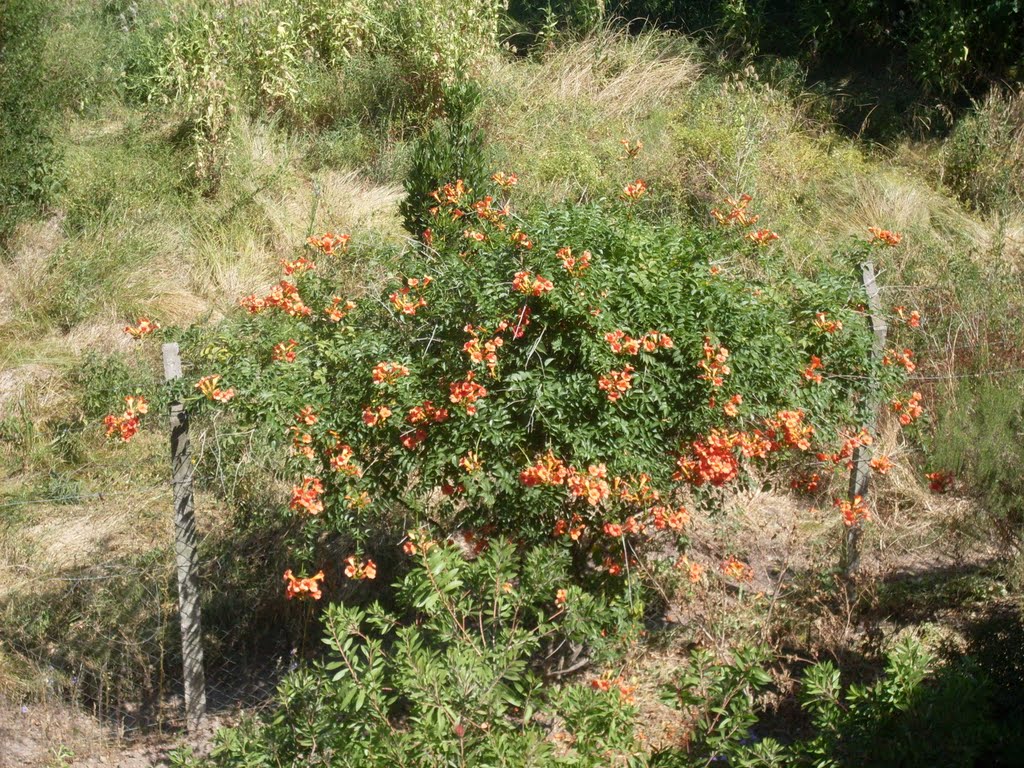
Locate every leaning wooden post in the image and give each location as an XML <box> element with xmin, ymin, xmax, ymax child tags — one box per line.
<box><xmin>845</xmin><ymin>262</ymin><xmax>887</xmax><ymax>577</ymax></box>
<box><xmin>162</xmin><ymin>343</ymin><xmax>207</xmax><ymax>732</ymax></box>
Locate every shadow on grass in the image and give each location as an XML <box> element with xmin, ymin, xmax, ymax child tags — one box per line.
<box><xmin>760</xmin><ymin>561</ymin><xmax>1024</xmax><ymax>767</ymax></box>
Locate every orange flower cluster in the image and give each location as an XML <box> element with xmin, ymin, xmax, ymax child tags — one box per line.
<box><xmin>464</xmin><ymin>229</ymin><xmax>486</xmax><ymax>242</ymax></box>
<box><xmin>508</xmin><ymin>305</ymin><xmax>533</xmax><ymax>339</ymax></box>
<box><xmin>675</xmin><ymin>557</ymin><xmax>705</xmax><ymax>583</ymax></box>
<box><xmin>512</xmin><ymin>270</ymin><xmax>554</xmax><ymax>296</ymax></box>
<box><xmin>449</xmin><ymin>371</ymin><xmax>488</xmax><ymax>414</ymax></box>
<box><xmin>283</xmin><ymin>569</ymin><xmax>324</xmax><ymax>600</ymax></box>
<box><xmin>406</xmin><ymin>401</ymin><xmax>449</xmax><ymax>426</ymax></box>
<box><xmin>345</xmin><ymin>491</ymin><xmax>371</xmax><ymax>509</ymax></box>
<box><xmin>814</xmin><ymin>311</ymin><xmax>843</xmax><ymax>334</ymax></box>
<box><xmin>613</xmin><ymin>472</ymin><xmax>661</xmax><ymax>507</ymax></box>
<box><xmin>288</xmin><ymin>411</ymin><xmax>315</xmax><ymax>460</ymax></box>
<box><xmin>491</xmin><ymin>171</ymin><xmax>518</xmax><ymax>188</ymax></box>
<box><xmin>103</xmin><ymin>395</ymin><xmax>149</xmax><ymax>442</ymax></box>
<box><xmin>602</xmin><ymin>555</ymin><xmax>624</xmax><ymax>576</ymax></box>
<box><xmin>389</xmin><ymin>276</ymin><xmax>432</xmax><ymax>316</ymax></box>
<box><xmin>555</xmin><ymin>588</ymin><xmax>568</xmax><ymax>605</ymax></box>
<box><xmin>290</xmin><ymin>476</ymin><xmax>325</xmax><ymax>515</ymax></box>
<box><xmin>457</xmin><ymin>526</ymin><xmax>494</xmax><ymax>556</ymax></box>
<box><xmin>463</xmin><ymin>324</ymin><xmax>505</xmax><ymax>376</ymax></box>
<box><xmin>746</xmin><ymin>228</ymin><xmax>779</xmax><ymax>246</ymax></box>
<box><xmin>472</xmin><ymin>196</ymin><xmax>511</xmax><ymax>228</ymax></box>
<box><xmin>803</xmin><ymin>355</ymin><xmax>824</xmax><ymax>384</ymax></box>
<box><xmin>698</xmin><ymin>338</ymin><xmax>731</xmax><ymax>387</ymax></box>
<box><xmin>520</xmin><ymin>451</ymin><xmax>570</xmax><ymax>487</ymax></box>
<box><xmin>926</xmin><ymin>470</ymin><xmax>954</xmax><ymax>493</ymax></box>
<box><xmin>431</xmin><ymin>179</ymin><xmax>468</xmax><ymax>208</ymax></box>
<box><xmin>195</xmin><ymin>374</ymin><xmax>236</xmax><ymax>403</ymax></box>
<box><xmin>867</xmin><ymin>227</ymin><xmax>902</xmax><ymax>246</ymax></box>
<box><xmin>674</xmin><ymin>429</ymin><xmax>741</xmax><ymax>487</ymax></box>
<box><xmin>835</xmin><ymin>495</ymin><xmax>869</xmax><ymax>526</ymax></box>
<box><xmin>604</xmin><ymin>330</ymin><xmax>674</xmax><ymax>355</ymax></box>
<box><xmin>556</xmin><ymin>247</ymin><xmax>591</xmax><ymax>276</ymax></box>
<box><xmin>240</xmin><ymin>281</ymin><xmax>311</xmax><ymax>317</ymax></box>
<box><xmin>894</xmin><ymin>306</ymin><xmax>921</xmax><ymax>328</ymax></box>
<box><xmin>891</xmin><ymin>391</ymin><xmax>924</xmax><ymax>425</ymax></box>
<box><xmin>289</xmin><ymin>425</ymin><xmax>314</xmax><ymax>460</ymax></box>
<box><xmin>362</xmin><ymin>404</ymin><xmax>393</xmax><ymax>426</ymax></box>
<box><xmin>734</xmin><ymin>429</ymin><xmax>773</xmax><ymax>459</ymax></box>
<box><xmin>306</xmin><ymin>232</ymin><xmax>350</xmax><ymax>255</ymax></box>
<box><xmin>790</xmin><ymin>472</ymin><xmax>820</xmax><ymax>493</ymax></box>
<box><xmin>723</xmin><ymin>393</ymin><xmax>743</xmax><ymax>417</ymax></box>
<box><xmin>652</xmin><ymin>505</ymin><xmax>689</xmax><ymax>531</ymax></box>
<box><xmin>124</xmin><ymin>317</ymin><xmax>160</xmax><ymax>339</ymax></box>
<box><xmin>603</xmin><ymin>522</ymin><xmax>624</xmax><ymax>537</ymax></box>
<box><xmin>869</xmin><ymin>455</ymin><xmax>893</xmax><ymax>474</ymax></box>
<box><xmin>620</xmin><ymin>138</ymin><xmax>643</xmax><ymax>159</ymax></box>
<box><xmin>765</xmin><ymin>410</ymin><xmax>814</xmax><ymax>452</ymax></box>
<box><xmin>621</xmin><ymin>179</ymin><xmax>648</xmax><ymax>201</ymax></box>
<box><xmin>328</xmin><ymin>440</ymin><xmax>362</xmax><ymax>476</ymax></box>
<box><xmin>883</xmin><ymin>348</ymin><xmax>916</xmax><ymax>373</ymax></box>
<box><xmin>598</xmin><ymin>364</ymin><xmax>635</xmax><ymax>401</ymax></box>
<box><xmin>459</xmin><ymin>451</ymin><xmax>483</xmax><ymax>474</ymax></box>
<box><xmin>402</xmin><ymin>528</ymin><xmax>437</xmax><ymax>556</ymax></box>
<box><xmin>720</xmin><ymin>556</ymin><xmax>753</xmax><ymax>582</ymax></box>
<box><xmin>400</xmin><ymin>428</ymin><xmax>428</xmax><ymax>450</ymax></box>
<box><xmin>272</xmin><ymin>339</ymin><xmax>298</xmax><ymax>363</ymax></box>
<box><xmin>711</xmin><ymin>194</ymin><xmax>759</xmax><ymax>227</ymax></box>
<box><xmin>280</xmin><ymin>256</ymin><xmax>316</xmax><ymax>275</ymax></box>
<box><xmin>552</xmin><ymin>514</ymin><xmax>587</xmax><ymax>541</ymax></box>
<box><xmin>510</xmin><ymin>230</ymin><xmax>533</xmax><ymax>249</ymax></box>
<box><xmin>344</xmin><ymin>556</ymin><xmax>377</xmax><ymax>580</ymax></box>
<box><xmin>817</xmin><ymin>427</ymin><xmax>872</xmax><ymax>466</ymax></box>
<box><xmin>325</xmin><ymin>297</ymin><xmax>356</xmax><ymax>322</ymax></box>
<box><xmin>372</xmin><ymin>361</ymin><xmax>410</xmax><ymax>384</ymax></box>
<box><xmin>566</xmin><ymin>463</ymin><xmax>611</xmax><ymax>507</ymax></box>
<box><xmin>591</xmin><ymin>676</ymin><xmax>636</xmax><ymax>704</ymax></box>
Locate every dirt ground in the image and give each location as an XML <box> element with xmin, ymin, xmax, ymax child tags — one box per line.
<box><xmin>0</xmin><ymin>702</ymin><xmax>230</xmax><ymax>768</ymax></box>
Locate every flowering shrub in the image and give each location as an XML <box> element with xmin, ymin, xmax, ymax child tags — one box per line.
<box><xmin>178</xmin><ymin>178</ymin><xmax>916</xmax><ymax>575</ymax></box>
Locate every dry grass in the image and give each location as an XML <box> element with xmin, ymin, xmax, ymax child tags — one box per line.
<box><xmin>483</xmin><ymin>29</ymin><xmax>701</xmax><ymax>206</ymax></box>
<box><xmin>512</xmin><ymin>28</ymin><xmax>701</xmax><ymax>118</ymax></box>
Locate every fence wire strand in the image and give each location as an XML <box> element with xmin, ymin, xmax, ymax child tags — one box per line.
<box><xmin>1</xmin><ymin>497</ymin><xmax>287</xmax><ymax>740</ymax></box>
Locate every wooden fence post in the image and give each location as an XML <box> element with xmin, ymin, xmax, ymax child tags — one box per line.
<box><xmin>162</xmin><ymin>342</ymin><xmax>207</xmax><ymax>732</ymax></box>
<box><xmin>845</xmin><ymin>261</ymin><xmax>887</xmax><ymax>577</ymax></box>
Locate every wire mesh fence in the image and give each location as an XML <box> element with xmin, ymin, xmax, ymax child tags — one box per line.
<box><xmin>0</xmin><ymin>495</ymin><xmax>289</xmax><ymax>741</ymax></box>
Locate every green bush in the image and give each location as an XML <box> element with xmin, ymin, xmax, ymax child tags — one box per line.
<box><xmin>187</xmin><ymin>540</ymin><xmax>645</xmax><ymax>768</ymax></box>
<box><xmin>929</xmin><ymin>377</ymin><xmax>1024</xmax><ymax>551</ymax></box>
<box><xmin>124</xmin><ymin>0</ymin><xmax>508</xmax><ymax>182</ymax></box>
<box><xmin>506</xmin><ymin>0</ymin><xmax>607</xmax><ymax>45</ymax></box>
<box><xmin>173</xmin><ymin>179</ymin><xmax>910</xmax><ymax>573</ymax></box>
<box><xmin>400</xmin><ymin>80</ymin><xmax>490</xmax><ymax>237</ymax></box>
<box><xmin>943</xmin><ymin>87</ymin><xmax>1024</xmax><ymax>213</ymax></box>
<box><xmin>0</xmin><ymin>0</ymin><xmax>64</xmax><ymax>239</ymax></box>
<box><xmin>653</xmin><ymin>636</ymin><xmax>1010</xmax><ymax>767</ymax></box>
<box><xmin>611</xmin><ymin>0</ymin><xmax>1024</xmax><ymax>101</ymax></box>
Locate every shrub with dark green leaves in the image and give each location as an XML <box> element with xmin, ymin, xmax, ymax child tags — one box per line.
<box><xmin>165</xmin><ymin>177</ymin><xmax>913</xmax><ymax>578</ymax></box>
<box><xmin>653</xmin><ymin>636</ymin><xmax>1010</xmax><ymax>768</ymax></box>
<box><xmin>183</xmin><ymin>540</ymin><xmax>645</xmax><ymax>768</ymax></box>
<box><xmin>400</xmin><ymin>80</ymin><xmax>490</xmax><ymax>237</ymax></box>
<box><xmin>161</xmin><ymin>174</ymin><xmax>921</xmax><ymax>581</ymax></box>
